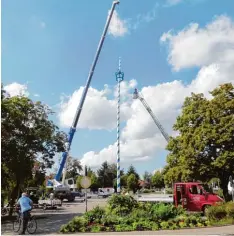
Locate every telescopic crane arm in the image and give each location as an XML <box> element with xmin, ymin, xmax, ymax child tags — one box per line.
<box><xmin>54</xmin><ymin>0</ymin><xmax>120</xmax><ymax>182</ymax></box>
<box><xmin>133</xmin><ymin>88</ymin><xmax>170</xmax><ymax>143</ymax></box>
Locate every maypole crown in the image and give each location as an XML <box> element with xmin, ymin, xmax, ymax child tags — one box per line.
<box><xmin>115</xmin><ymin>57</ymin><xmax>124</xmax><ymax>82</ymax></box>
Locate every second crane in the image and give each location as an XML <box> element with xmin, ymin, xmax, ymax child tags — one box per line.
<box><xmin>133</xmin><ymin>88</ymin><xmax>170</xmax><ymax>143</ymax></box>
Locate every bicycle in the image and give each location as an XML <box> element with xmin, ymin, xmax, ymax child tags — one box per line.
<box><xmin>13</xmin><ymin>209</ymin><xmax>37</xmax><ymax>234</ymax></box>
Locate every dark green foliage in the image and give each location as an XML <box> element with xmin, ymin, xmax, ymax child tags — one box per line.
<box><xmin>149</xmin><ymin>203</ymin><xmax>185</xmax><ymax>221</ymax></box>
<box><xmin>115</xmin><ymin>224</ymin><xmax>133</xmax><ymax>232</ymax></box>
<box><xmin>60</xmin><ymin>217</ymin><xmax>87</xmax><ymax>233</ymax></box>
<box><xmin>127</xmin><ymin>165</ymin><xmax>140</xmax><ymax>180</ymax></box>
<box><xmin>84</xmin><ymin>206</ymin><xmax>105</xmax><ymax>223</ymax></box>
<box><xmin>164</xmin><ymin>83</ymin><xmax>234</xmax><ymax>201</ymax></box>
<box><xmin>97</xmin><ymin>161</ymin><xmax>123</xmax><ymax>188</ymax></box>
<box><xmin>1</xmin><ymin>87</ymin><xmax>66</xmax><ymax>214</ymax></box>
<box><xmin>60</xmin><ymin>195</ymin><xmax>230</xmax><ymax>233</ymax></box>
<box><xmin>151</xmin><ymin>171</ymin><xmax>165</xmax><ymax>189</ymax></box>
<box><xmin>65</xmin><ymin>156</ymin><xmax>83</xmax><ymax>179</ymax></box>
<box><xmin>127</xmin><ymin>173</ymin><xmax>139</xmax><ymax>193</ymax></box>
<box><xmin>206</xmin><ymin>201</ymin><xmax>234</xmax><ymax>220</ymax></box>
<box><xmin>107</xmin><ymin>194</ymin><xmax>138</xmax><ymax>216</ymax></box>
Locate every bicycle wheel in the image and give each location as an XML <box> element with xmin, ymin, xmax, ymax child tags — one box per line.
<box><xmin>27</xmin><ymin>216</ymin><xmax>37</xmax><ymax>234</ymax></box>
<box><xmin>13</xmin><ymin>217</ymin><xmax>22</xmax><ymax>233</ymax></box>
<box><xmin>1</xmin><ymin>207</ymin><xmax>8</xmax><ymax>216</ymax></box>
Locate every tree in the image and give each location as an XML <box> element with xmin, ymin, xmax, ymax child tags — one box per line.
<box><xmin>164</xmin><ymin>83</ymin><xmax>234</xmax><ymax>200</ymax></box>
<box><xmin>87</xmin><ymin>167</ymin><xmax>94</xmax><ymax>177</ymax></box>
<box><xmin>127</xmin><ymin>174</ymin><xmax>139</xmax><ymax>193</ymax></box>
<box><xmin>113</xmin><ymin>174</ymin><xmax>128</xmax><ymax>189</ymax></box>
<box><xmin>127</xmin><ymin>165</ymin><xmax>140</xmax><ymax>180</ymax></box>
<box><xmin>143</xmin><ymin>171</ymin><xmax>152</xmax><ymax>188</ymax></box>
<box><xmin>76</xmin><ymin>170</ymin><xmax>101</xmax><ymax>191</ymax></box>
<box><xmin>76</xmin><ymin>175</ymin><xmax>83</xmax><ymax>190</ymax></box>
<box><xmin>151</xmin><ymin>171</ymin><xmax>165</xmax><ymax>189</ymax></box>
<box><xmin>90</xmin><ymin>173</ymin><xmax>101</xmax><ymax>190</ymax></box>
<box><xmin>97</xmin><ymin>162</ymin><xmax>116</xmax><ymax>187</ymax></box>
<box><xmin>1</xmin><ymin>88</ymin><xmax>67</xmax><ymax>212</ymax></box>
<box><xmin>65</xmin><ymin>156</ymin><xmax>83</xmax><ymax>179</ymax></box>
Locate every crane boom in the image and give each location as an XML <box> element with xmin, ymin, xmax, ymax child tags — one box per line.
<box><xmin>133</xmin><ymin>89</ymin><xmax>170</xmax><ymax>143</ymax></box>
<box><xmin>55</xmin><ymin>1</ymin><xmax>120</xmax><ymax>182</ymax></box>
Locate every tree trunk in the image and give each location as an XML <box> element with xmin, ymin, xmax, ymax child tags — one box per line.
<box><xmin>9</xmin><ymin>182</ymin><xmax>20</xmax><ymax>216</ymax></box>
<box><xmin>220</xmin><ymin>176</ymin><xmax>232</xmax><ymax>202</ymax></box>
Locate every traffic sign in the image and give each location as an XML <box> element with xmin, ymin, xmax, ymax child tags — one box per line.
<box><xmin>80</xmin><ymin>176</ymin><xmax>91</xmax><ymax>189</ymax></box>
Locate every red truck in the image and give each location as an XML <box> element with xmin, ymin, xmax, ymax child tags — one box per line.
<box><xmin>138</xmin><ymin>182</ymin><xmax>224</xmax><ymax>213</ymax></box>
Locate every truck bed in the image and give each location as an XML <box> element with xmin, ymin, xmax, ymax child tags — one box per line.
<box><xmin>38</xmin><ymin>199</ymin><xmax>62</xmax><ymax>206</ymax></box>
<box><xmin>136</xmin><ymin>194</ymin><xmax>174</xmax><ymax>203</ymax></box>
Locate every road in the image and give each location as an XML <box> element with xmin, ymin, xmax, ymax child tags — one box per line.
<box><xmin>1</xmin><ymin>198</ymin><xmax>107</xmax><ymax>235</ymax></box>
<box><xmin>1</xmin><ymin>197</ymin><xmax>234</xmax><ymax>235</ymax></box>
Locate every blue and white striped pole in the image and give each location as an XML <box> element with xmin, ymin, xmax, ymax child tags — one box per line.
<box><xmin>115</xmin><ymin>57</ymin><xmax>124</xmax><ymax>193</ymax></box>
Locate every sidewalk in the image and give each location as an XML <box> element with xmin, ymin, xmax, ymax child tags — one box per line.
<box><xmin>41</xmin><ymin>225</ymin><xmax>234</xmax><ymax>236</ymax></box>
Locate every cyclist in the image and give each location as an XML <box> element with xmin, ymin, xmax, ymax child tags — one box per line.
<box><xmin>16</xmin><ymin>192</ymin><xmax>33</xmax><ymax>235</ymax></box>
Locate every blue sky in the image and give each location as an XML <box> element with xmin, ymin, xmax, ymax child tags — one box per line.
<box><xmin>2</xmin><ymin>0</ymin><xmax>234</xmax><ymax>176</ymax></box>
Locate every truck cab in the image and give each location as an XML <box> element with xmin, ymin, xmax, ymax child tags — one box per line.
<box><xmin>174</xmin><ymin>182</ymin><xmax>224</xmax><ymax>212</ymax></box>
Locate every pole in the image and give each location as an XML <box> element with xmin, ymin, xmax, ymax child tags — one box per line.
<box><xmin>55</xmin><ymin>0</ymin><xmax>120</xmax><ymax>182</ymax></box>
<box><xmin>232</xmin><ymin>176</ymin><xmax>234</xmax><ymax>202</ymax></box>
<box><xmin>85</xmin><ymin>166</ymin><xmax>88</xmax><ymax>212</ymax></box>
<box><xmin>62</xmin><ymin>154</ymin><xmax>69</xmax><ymax>185</ymax></box>
<box><xmin>115</xmin><ymin>57</ymin><xmax>124</xmax><ymax>193</ymax></box>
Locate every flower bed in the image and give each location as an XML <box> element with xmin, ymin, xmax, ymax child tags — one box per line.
<box><xmin>60</xmin><ymin>195</ymin><xmax>234</xmax><ymax>233</ymax></box>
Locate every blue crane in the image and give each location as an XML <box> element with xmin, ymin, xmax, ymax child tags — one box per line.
<box><xmin>54</xmin><ymin>1</ymin><xmax>120</xmax><ymax>183</ymax></box>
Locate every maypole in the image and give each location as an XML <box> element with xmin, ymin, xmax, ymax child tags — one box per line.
<box><xmin>115</xmin><ymin>57</ymin><xmax>124</xmax><ymax>193</ymax></box>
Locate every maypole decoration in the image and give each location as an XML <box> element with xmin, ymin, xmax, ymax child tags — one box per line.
<box><xmin>115</xmin><ymin>57</ymin><xmax>124</xmax><ymax>193</ymax></box>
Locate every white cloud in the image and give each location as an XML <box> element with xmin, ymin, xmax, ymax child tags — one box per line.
<box><xmin>4</xmin><ymin>82</ymin><xmax>29</xmax><ymax>97</ymax></box>
<box><xmin>80</xmin><ymin>71</ymin><xmax>233</xmax><ymax>168</ymax></box>
<box><xmin>131</xmin><ymin>3</ymin><xmax>159</xmax><ymax>30</ymax></box>
<box><xmin>160</xmin><ymin>15</ymin><xmax>234</xmax><ymax>71</ymax></box>
<box><xmin>58</xmin><ymin>81</ymin><xmax>136</xmax><ymax>130</ymax></box>
<box><xmin>78</xmin><ymin>15</ymin><xmax>234</xmax><ymax>169</ymax></box>
<box><xmin>80</xmin><ymin>135</ymin><xmax>165</xmax><ymax>169</ymax></box>
<box><xmin>34</xmin><ymin>93</ymin><xmax>40</xmax><ymax>97</ymax></box>
<box><xmin>108</xmin><ymin>10</ymin><xmax>128</xmax><ymax>37</ymax></box>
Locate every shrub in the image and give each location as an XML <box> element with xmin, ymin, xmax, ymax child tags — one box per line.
<box><xmin>179</xmin><ymin>221</ymin><xmax>187</xmax><ymax>228</ymax></box>
<box><xmin>107</xmin><ymin>194</ymin><xmax>138</xmax><ymax>216</ymax></box>
<box><xmin>225</xmin><ymin>201</ymin><xmax>234</xmax><ymax>218</ymax></box>
<box><xmin>151</xmin><ymin>223</ymin><xmax>160</xmax><ymax>231</ymax></box>
<box><xmin>165</xmin><ymin>188</ymin><xmax>173</xmax><ymax>194</ymax></box>
<box><xmin>101</xmin><ymin>213</ymin><xmax>119</xmax><ymax>226</ymax></box>
<box><xmin>206</xmin><ymin>203</ymin><xmax>227</xmax><ymax>220</ymax></box>
<box><xmin>60</xmin><ymin>216</ymin><xmax>87</xmax><ymax>233</ymax></box>
<box><xmin>170</xmin><ymin>223</ymin><xmax>179</xmax><ymax>230</ymax></box>
<box><xmin>132</xmin><ymin>220</ymin><xmax>154</xmax><ymax>231</ymax></box>
<box><xmin>206</xmin><ymin>201</ymin><xmax>234</xmax><ymax>222</ymax></box>
<box><xmin>160</xmin><ymin>221</ymin><xmax>169</xmax><ymax>229</ymax></box>
<box><xmin>129</xmin><ymin>208</ymin><xmax>151</xmax><ymax>222</ymax></box>
<box><xmin>115</xmin><ymin>224</ymin><xmax>133</xmax><ymax>232</ymax></box>
<box><xmin>150</xmin><ymin>203</ymin><xmax>184</xmax><ymax>221</ymax></box>
<box><xmin>84</xmin><ymin>205</ymin><xmax>105</xmax><ymax>223</ymax></box>
<box><xmin>142</xmin><ymin>189</ymin><xmax>153</xmax><ymax>193</ymax></box>
<box><xmin>59</xmin><ymin>195</ymin><xmax>216</xmax><ymax>234</ymax></box>
<box><xmin>90</xmin><ymin>225</ymin><xmax>102</xmax><ymax>233</ymax></box>
<box><xmin>189</xmin><ymin>215</ymin><xmax>198</xmax><ymax>225</ymax></box>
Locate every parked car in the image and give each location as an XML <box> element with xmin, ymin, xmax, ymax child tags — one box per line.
<box><xmin>71</xmin><ymin>191</ymin><xmax>85</xmax><ymax>198</ymax></box>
